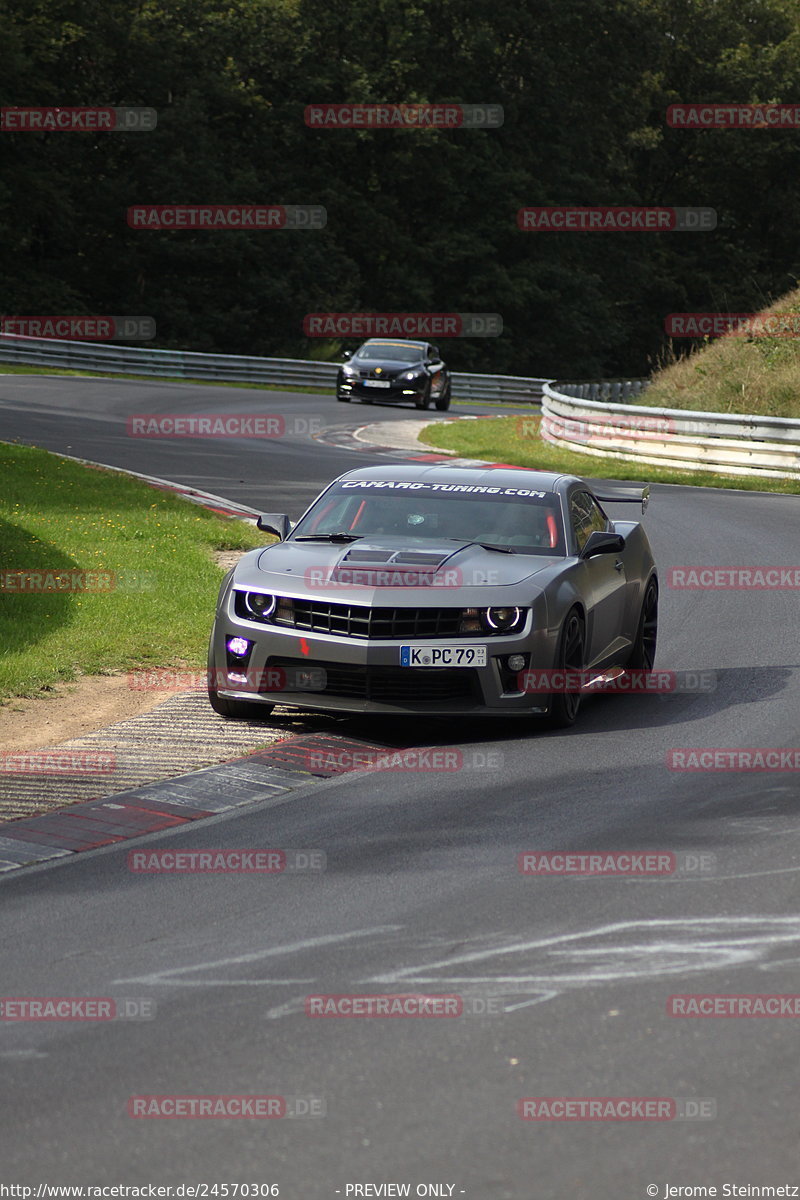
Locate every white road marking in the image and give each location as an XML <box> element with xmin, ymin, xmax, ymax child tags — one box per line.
<box><xmin>112</xmin><ymin>925</ymin><xmax>403</xmax><ymax>986</ymax></box>
<box><xmin>364</xmin><ymin>916</ymin><xmax>800</xmax><ymax>991</ymax></box>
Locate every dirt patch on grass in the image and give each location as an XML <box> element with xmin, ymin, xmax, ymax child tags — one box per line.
<box><xmin>213</xmin><ymin>547</ymin><xmax>250</xmax><ymax>572</ymax></box>
<box><xmin>0</xmin><ymin>549</ymin><xmax>253</xmax><ymax>757</ymax></box>
<box><xmin>0</xmin><ymin>674</ymin><xmax>187</xmax><ymax>754</ymax></box>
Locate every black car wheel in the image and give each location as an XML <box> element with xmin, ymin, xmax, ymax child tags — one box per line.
<box><xmin>545</xmin><ymin>608</ymin><xmax>585</xmax><ymax>728</ymax></box>
<box><xmin>435</xmin><ymin>382</ymin><xmax>451</xmax><ymax>412</ymax></box>
<box><xmin>337</xmin><ymin>393</ymin><xmax>350</xmax><ymax>402</ymax></box>
<box><xmin>415</xmin><ymin>381</ymin><xmax>432</xmax><ymax>410</ymax></box>
<box><xmin>628</xmin><ymin>577</ymin><xmax>658</xmax><ymax>669</ymax></box>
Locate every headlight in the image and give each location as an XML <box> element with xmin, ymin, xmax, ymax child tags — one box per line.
<box><xmin>402</xmin><ymin>370</ymin><xmax>423</xmax><ymax>381</ymax></box>
<box><xmin>458</xmin><ymin>606</ymin><xmax>526</xmax><ymax>634</ymax></box>
<box><xmin>459</xmin><ymin>607</ymin><xmax>482</xmax><ymax>633</ymax></box>
<box><xmin>482</xmin><ymin>606</ymin><xmax>524</xmax><ymax>633</ymax></box>
<box><xmin>274</xmin><ymin>598</ymin><xmax>295</xmax><ymax>625</ymax></box>
<box><xmin>242</xmin><ymin>591</ymin><xmax>276</xmax><ymax>621</ymax></box>
<box><xmin>341</xmin><ymin>365</ymin><xmax>359</xmax><ymax>378</ymax></box>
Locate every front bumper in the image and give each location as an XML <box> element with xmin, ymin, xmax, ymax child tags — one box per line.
<box><xmin>210</xmin><ymin>602</ymin><xmax>555</xmax><ymax>716</ymax></box>
<box><xmin>337</xmin><ymin>377</ymin><xmax>426</xmax><ymax>403</ymax></box>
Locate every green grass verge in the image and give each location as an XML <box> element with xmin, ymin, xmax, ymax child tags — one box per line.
<box><xmin>640</xmin><ymin>285</ymin><xmax>800</xmax><ymax>418</ymax></box>
<box><xmin>419</xmin><ymin>414</ymin><xmax>800</xmax><ymax>494</ymax></box>
<box><xmin>0</xmin><ymin>441</ymin><xmax>266</xmax><ymax>701</ymax></box>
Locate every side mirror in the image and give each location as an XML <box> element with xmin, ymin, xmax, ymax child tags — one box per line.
<box><xmin>341</xmin><ymin>349</ymin><xmax>353</xmax><ymax>360</ymax></box>
<box><xmin>580</xmin><ymin>530</ymin><xmax>625</xmax><ymax>559</ymax></box>
<box><xmin>257</xmin><ymin>513</ymin><xmax>292</xmax><ymax>540</ymax></box>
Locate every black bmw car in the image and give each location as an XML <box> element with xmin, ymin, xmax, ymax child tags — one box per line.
<box><xmin>336</xmin><ymin>338</ymin><xmax>451</xmax><ymax>410</ymax></box>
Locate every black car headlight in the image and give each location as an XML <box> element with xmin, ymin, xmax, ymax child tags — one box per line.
<box><xmin>482</xmin><ymin>606</ymin><xmax>524</xmax><ymax>632</ymax></box>
<box><xmin>401</xmin><ymin>370</ymin><xmax>424</xmax><ymax>382</ymax></box>
<box><xmin>235</xmin><ymin>591</ymin><xmax>277</xmax><ymax>622</ymax></box>
<box><xmin>458</xmin><ymin>606</ymin><xmax>526</xmax><ymax>635</ymax></box>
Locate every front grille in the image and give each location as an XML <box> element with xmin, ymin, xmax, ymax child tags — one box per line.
<box><xmin>267</xmin><ymin>658</ymin><xmax>480</xmax><ymax>705</ymax></box>
<box><xmin>285</xmin><ymin>600</ymin><xmax>464</xmax><ymax>640</ymax></box>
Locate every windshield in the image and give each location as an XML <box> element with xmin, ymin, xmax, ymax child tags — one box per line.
<box><xmin>354</xmin><ymin>342</ymin><xmax>424</xmax><ymax>363</ymax></box>
<box><xmin>291</xmin><ymin>480</ymin><xmax>565</xmax><ymax>555</ymax></box>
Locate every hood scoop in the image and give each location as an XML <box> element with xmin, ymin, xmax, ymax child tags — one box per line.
<box><xmin>329</xmin><ymin>544</ymin><xmax>453</xmax><ymax>583</ymax></box>
<box><xmin>337</xmin><ymin>546</ymin><xmax>452</xmax><ymax>570</ymax></box>
<box><xmin>390</xmin><ymin>551</ymin><xmax>450</xmax><ymax>566</ymax></box>
<box><xmin>339</xmin><ymin>548</ymin><xmax>395</xmax><ymax>564</ymax></box>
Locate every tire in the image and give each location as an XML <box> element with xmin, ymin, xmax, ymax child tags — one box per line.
<box><xmin>415</xmin><ymin>382</ymin><xmax>432</xmax><ymax>410</ymax></box>
<box><xmin>628</xmin><ymin>576</ymin><xmax>658</xmax><ymax>670</ymax></box>
<box><xmin>208</xmin><ymin>685</ymin><xmax>275</xmax><ymax>720</ymax></box>
<box><xmin>337</xmin><ymin>394</ymin><xmax>350</xmax><ymax>402</ymax></box>
<box><xmin>435</xmin><ymin>383</ymin><xmax>451</xmax><ymax>412</ymax></box>
<box><xmin>544</xmin><ymin>608</ymin><xmax>585</xmax><ymax>728</ymax></box>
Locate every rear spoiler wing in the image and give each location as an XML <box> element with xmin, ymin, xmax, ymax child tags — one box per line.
<box><xmin>595</xmin><ymin>485</ymin><xmax>650</xmax><ymax>514</ymax></box>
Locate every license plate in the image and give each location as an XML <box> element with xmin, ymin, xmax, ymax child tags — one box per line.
<box><xmin>364</xmin><ymin>379</ymin><xmax>391</xmax><ymax>388</ymax></box>
<box><xmin>400</xmin><ymin>644</ymin><xmax>487</xmax><ymax>668</ymax></box>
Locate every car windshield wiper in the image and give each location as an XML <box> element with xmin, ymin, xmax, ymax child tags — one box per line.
<box><xmin>444</xmin><ymin>539</ymin><xmax>517</xmax><ymax>555</ymax></box>
<box><xmin>293</xmin><ymin>532</ymin><xmax>363</xmax><ymax>543</ymax></box>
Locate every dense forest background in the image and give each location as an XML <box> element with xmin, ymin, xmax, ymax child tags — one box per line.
<box><xmin>2</xmin><ymin>0</ymin><xmax>800</xmax><ymax>377</ymax></box>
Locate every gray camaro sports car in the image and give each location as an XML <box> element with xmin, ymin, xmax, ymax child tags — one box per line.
<box><xmin>207</xmin><ymin>464</ymin><xmax>657</xmax><ymax>726</ymax></box>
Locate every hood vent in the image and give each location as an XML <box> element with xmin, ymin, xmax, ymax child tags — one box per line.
<box><xmin>340</xmin><ymin>547</ymin><xmax>451</xmax><ymax>569</ymax></box>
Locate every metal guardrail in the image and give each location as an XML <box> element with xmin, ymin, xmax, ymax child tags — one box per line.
<box><xmin>554</xmin><ymin>379</ymin><xmax>650</xmax><ymax>403</ymax></box>
<box><xmin>0</xmin><ymin>333</ymin><xmax>549</xmax><ymax>404</ymax></box>
<box><xmin>4</xmin><ymin>331</ymin><xmax>796</xmax><ymax>474</ymax></box>
<box><xmin>543</xmin><ymin>381</ymin><xmax>800</xmax><ymax>479</ymax></box>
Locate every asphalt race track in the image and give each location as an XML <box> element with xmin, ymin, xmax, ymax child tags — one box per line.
<box><xmin>2</xmin><ymin>376</ymin><xmax>800</xmax><ymax>1197</ymax></box>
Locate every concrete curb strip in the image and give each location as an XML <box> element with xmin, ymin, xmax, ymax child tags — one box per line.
<box><xmin>0</xmin><ymin>733</ymin><xmax>399</xmax><ymax>874</ymax></box>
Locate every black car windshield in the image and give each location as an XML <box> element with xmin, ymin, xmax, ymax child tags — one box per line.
<box><xmin>354</xmin><ymin>343</ymin><xmax>424</xmax><ymax>363</ymax></box>
<box><xmin>291</xmin><ymin>481</ymin><xmax>565</xmax><ymax>555</ymax></box>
